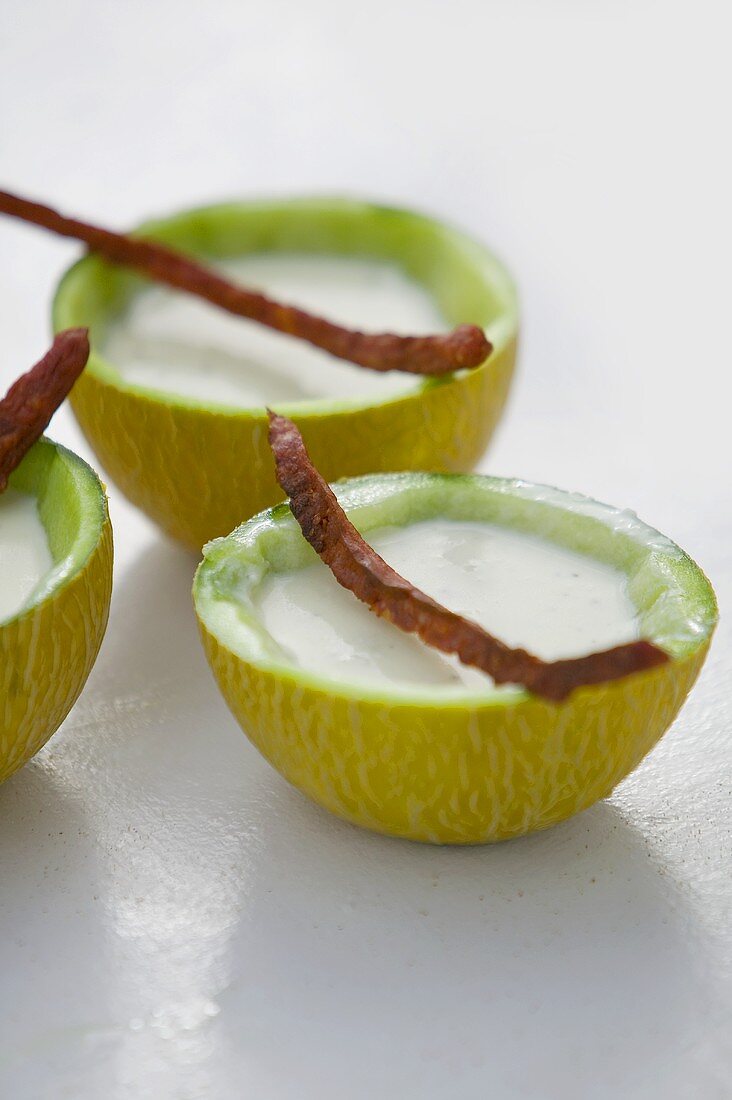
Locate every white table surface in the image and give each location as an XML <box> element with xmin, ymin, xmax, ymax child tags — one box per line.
<box><xmin>1</xmin><ymin>2</ymin><xmax>730</xmax><ymax>1097</ymax></box>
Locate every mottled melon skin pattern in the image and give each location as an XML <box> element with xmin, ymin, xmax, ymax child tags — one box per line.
<box><xmin>199</xmin><ymin>624</ymin><xmax>706</xmax><ymax>844</ymax></box>
<box><xmin>53</xmin><ymin>197</ymin><xmax>519</xmax><ymax>550</ymax></box>
<box><xmin>193</xmin><ymin>473</ymin><xmax>717</xmax><ymax>844</ymax></box>
<box><xmin>69</xmin><ymin>339</ymin><xmax>515</xmax><ymax>550</ymax></box>
<box><xmin>0</xmin><ymin>445</ymin><xmax>113</xmax><ymax>784</ymax></box>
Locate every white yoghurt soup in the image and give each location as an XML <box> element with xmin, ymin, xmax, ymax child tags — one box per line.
<box><xmin>255</xmin><ymin>519</ymin><xmax>640</xmax><ymax>691</ymax></box>
<box><xmin>103</xmin><ymin>254</ymin><xmax>445</xmax><ymax>406</ymax></box>
<box><xmin>0</xmin><ymin>489</ymin><xmax>53</xmax><ymax>623</ymax></box>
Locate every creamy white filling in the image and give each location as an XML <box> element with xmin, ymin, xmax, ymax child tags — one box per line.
<box><xmin>103</xmin><ymin>254</ymin><xmax>445</xmax><ymax>406</ymax></box>
<box><xmin>254</xmin><ymin>519</ymin><xmax>640</xmax><ymax>690</ymax></box>
<box><xmin>0</xmin><ymin>489</ymin><xmax>53</xmax><ymax>622</ymax></box>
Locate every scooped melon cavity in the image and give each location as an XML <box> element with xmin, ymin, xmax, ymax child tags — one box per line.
<box><xmin>253</xmin><ymin>518</ymin><xmax>640</xmax><ymax>691</ymax></box>
<box><xmin>104</xmin><ymin>254</ymin><xmax>444</xmax><ymax>406</ymax></box>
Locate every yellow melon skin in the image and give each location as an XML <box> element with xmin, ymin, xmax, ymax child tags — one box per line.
<box><xmin>52</xmin><ymin>197</ymin><xmax>519</xmax><ymax>550</ymax></box>
<box><xmin>68</xmin><ymin>337</ymin><xmax>515</xmax><ymax>550</ymax></box>
<box><xmin>193</xmin><ymin>472</ymin><xmax>717</xmax><ymax>845</ymax></box>
<box><xmin>198</xmin><ymin>622</ymin><xmax>707</xmax><ymax>844</ymax></box>
<box><xmin>0</xmin><ymin>442</ymin><xmax>113</xmax><ymax>784</ymax></box>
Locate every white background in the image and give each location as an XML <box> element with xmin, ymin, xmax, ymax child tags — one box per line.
<box><xmin>0</xmin><ymin>2</ymin><xmax>730</xmax><ymax>1097</ymax></box>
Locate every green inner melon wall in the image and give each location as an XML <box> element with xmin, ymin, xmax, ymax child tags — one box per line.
<box><xmin>7</xmin><ymin>441</ymin><xmax>81</xmax><ymax>564</ymax></box>
<box><xmin>255</xmin><ymin>480</ymin><xmax>649</xmax><ymax>575</ymax></box>
<box><xmin>54</xmin><ymin>200</ymin><xmax>517</xmax><ymax>360</ymax></box>
<box><xmin>201</xmin><ymin>474</ymin><xmax>717</xmax><ymax>665</ymax></box>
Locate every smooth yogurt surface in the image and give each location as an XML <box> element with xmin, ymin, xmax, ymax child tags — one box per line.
<box><xmin>254</xmin><ymin>518</ymin><xmax>640</xmax><ymax>691</ymax></box>
<box><xmin>0</xmin><ymin>489</ymin><xmax>53</xmax><ymax>623</ymax></box>
<box><xmin>103</xmin><ymin>254</ymin><xmax>445</xmax><ymax>406</ymax></box>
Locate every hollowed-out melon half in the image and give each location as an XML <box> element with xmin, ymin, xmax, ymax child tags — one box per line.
<box><xmin>0</xmin><ymin>439</ymin><xmax>113</xmax><ymax>783</ymax></box>
<box><xmin>193</xmin><ymin>472</ymin><xmax>716</xmax><ymax>844</ymax></box>
<box><xmin>52</xmin><ymin>197</ymin><xmax>518</xmax><ymax>549</ymax></box>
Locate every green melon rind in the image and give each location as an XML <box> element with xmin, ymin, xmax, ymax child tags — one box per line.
<box><xmin>194</xmin><ymin>472</ymin><xmax>717</xmax><ymax>707</ymax></box>
<box><xmin>192</xmin><ymin>473</ymin><xmax>716</xmax><ymax>843</ymax></box>
<box><xmin>53</xmin><ymin>196</ymin><xmax>518</xmax><ymax>416</ymax></box>
<box><xmin>51</xmin><ymin>198</ymin><xmax>519</xmax><ymax>548</ymax></box>
<box><xmin>197</xmin><ymin>622</ymin><xmax>706</xmax><ymax>843</ymax></box>
<box><xmin>0</xmin><ymin>439</ymin><xmax>113</xmax><ymax>782</ymax></box>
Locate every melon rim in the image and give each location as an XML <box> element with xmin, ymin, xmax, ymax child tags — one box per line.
<box><xmin>2</xmin><ymin>437</ymin><xmax>109</xmax><ymax>627</ymax></box>
<box><xmin>193</xmin><ymin>471</ymin><xmax>718</xmax><ymax>710</ymax></box>
<box><xmin>51</xmin><ymin>195</ymin><xmax>519</xmax><ymax>419</ymax></box>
